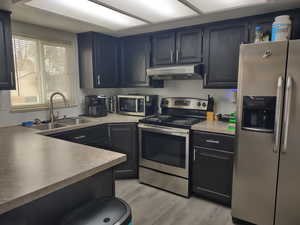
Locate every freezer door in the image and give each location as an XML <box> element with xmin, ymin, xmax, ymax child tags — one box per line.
<box><xmin>232</xmin><ymin>41</ymin><xmax>288</xmax><ymax>225</ymax></box>
<box><xmin>275</xmin><ymin>40</ymin><xmax>300</xmax><ymax>225</ymax></box>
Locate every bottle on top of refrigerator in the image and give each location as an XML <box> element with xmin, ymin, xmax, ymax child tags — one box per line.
<box><xmin>271</xmin><ymin>15</ymin><xmax>292</xmax><ymax>41</ymax></box>
<box><xmin>254</xmin><ymin>26</ymin><xmax>264</xmax><ymax>43</ymax></box>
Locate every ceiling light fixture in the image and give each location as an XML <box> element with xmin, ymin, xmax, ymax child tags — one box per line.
<box><xmin>26</xmin><ymin>0</ymin><xmax>146</xmax><ymax>31</ymax></box>
<box><xmin>183</xmin><ymin>0</ymin><xmax>268</xmax><ymax>13</ymax></box>
<box><xmin>94</xmin><ymin>0</ymin><xmax>198</xmax><ymax>23</ymax></box>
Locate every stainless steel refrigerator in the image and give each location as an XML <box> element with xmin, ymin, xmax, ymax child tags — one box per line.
<box><xmin>232</xmin><ymin>40</ymin><xmax>300</xmax><ymax>225</ymax></box>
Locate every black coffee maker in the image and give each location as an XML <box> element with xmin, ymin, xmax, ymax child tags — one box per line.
<box><xmin>85</xmin><ymin>95</ymin><xmax>108</xmax><ymax>117</ymax></box>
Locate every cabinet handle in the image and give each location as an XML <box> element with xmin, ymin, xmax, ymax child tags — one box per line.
<box><xmin>176</xmin><ymin>50</ymin><xmax>179</xmax><ymax>62</ymax></box>
<box><xmin>108</xmin><ymin>127</ymin><xmax>112</xmax><ymax>146</ymax></box>
<box><xmin>206</xmin><ymin>139</ymin><xmax>220</xmax><ymax>144</ymax></box>
<box><xmin>108</xmin><ymin>127</ymin><xmax>111</xmax><ymax>140</ymax></box>
<box><xmin>199</xmin><ymin>152</ymin><xmax>230</xmax><ymax>161</ymax></box>
<box><xmin>97</xmin><ymin>75</ymin><xmax>101</xmax><ymax>86</ymax></box>
<box><xmin>74</xmin><ymin>135</ymin><xmax>86</xmax><ymax>140</ymax></box>
<box><xmin>170</xmin><ymin>50</ymin><xmax>174</xmax><ymax>64</ymax></box>
<box><xmin>11</xmin><ymin>71</ymin><xmax>15</xmax><ymax>87</ymax></box>
<box><xmin>193</xmin><ymin>148</ymin><xmax>196</xmax><ymax>161</ymax></box>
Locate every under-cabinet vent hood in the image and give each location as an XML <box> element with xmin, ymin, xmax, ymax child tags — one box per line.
<box><xmin>147</xmin><ymin>64</ymin><xmax>203</xmax><ymax>80</ymax></box>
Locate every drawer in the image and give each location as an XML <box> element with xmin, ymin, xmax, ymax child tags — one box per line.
<box><xmin>192</xmin><ymin>131</ymin><xmax>234</xmax><ymax>152</ymax></box>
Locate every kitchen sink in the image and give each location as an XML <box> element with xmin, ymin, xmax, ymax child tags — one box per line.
<box><xmin>32</xmin><ymin>123</ymin><xmax>67</xmax><ymax>130</ymax></box>
<box><xmin>31</xmin><ymin>117</ymin><xmax>91</xmax><ymax>131</ymax></box>
<box><xmin>57</xmin><ymin>117</ymin><xmax>90</xmax><ymax>125</ymax></box>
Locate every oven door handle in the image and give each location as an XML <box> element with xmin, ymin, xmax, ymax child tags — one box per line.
<box><xmin>139</xmin><ymin>125</ymin><xmax>189</xmax><ymax>137</ymax></box>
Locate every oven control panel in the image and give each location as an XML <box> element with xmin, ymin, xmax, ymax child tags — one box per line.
<box><xmin>161</xmin><ymin>98</ymin><xmax>209</xmax><ymax>111</ymax></box>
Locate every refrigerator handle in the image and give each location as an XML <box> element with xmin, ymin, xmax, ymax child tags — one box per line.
<box><xmin>274</xmin><ymin>76</ymin><xmax>284</xmax><ymax>153</ymax></box>
<box><xmin>283</xmin><ymin>76</ymin><xmax>293</xmax><ymax>153</ymax></box>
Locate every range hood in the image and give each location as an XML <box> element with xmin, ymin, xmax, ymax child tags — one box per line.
<box><xmin>147</xmin><ymin>64</ymin><xmax>203</xmax><ymax>80</ymax></box>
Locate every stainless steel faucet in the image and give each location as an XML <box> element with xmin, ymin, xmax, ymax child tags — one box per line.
<box><xmin>49</xmin><ymin>92</ymin><xmax>68</xmax><ymax>125</ymax></box>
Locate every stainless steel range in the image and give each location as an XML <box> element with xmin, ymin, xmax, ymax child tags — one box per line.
<box><xmin>138</xmin><ymin>97</ymin><xmax>214</xmax><ymax>197</ymax></box>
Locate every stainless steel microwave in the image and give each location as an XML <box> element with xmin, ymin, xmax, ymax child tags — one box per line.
<box><xmin>117</xmin><ymin>95</ymin><xmax>158</xmax><ymax>117</ymax></box>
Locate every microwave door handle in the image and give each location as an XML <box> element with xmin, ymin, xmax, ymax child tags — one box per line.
<box><xmin>283</xmin><ymin>76</ymin><xmax>293</xmax><ymax>153</ymax></box>
<box><xmin>274</xmin><ymin>76</ymin><xmax>284</xmax><ymax>153</ymax></box>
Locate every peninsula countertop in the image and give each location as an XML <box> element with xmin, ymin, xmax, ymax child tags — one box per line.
<box><xmin>0</xmin><ymin>125</ymin><xmax>126</xmax><ymax>215</ymax></box>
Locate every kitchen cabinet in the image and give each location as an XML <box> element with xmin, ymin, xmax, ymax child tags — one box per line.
<box><xmin>176</xmin><ymin>29</ymin><xmax>202</xmax><ymax>64</ymax></box>
<box><xmin>151</xmin><ymin>29</ymin><xmax>202</xmax><ymax>66</ymax></box>
<box><xmin>0</xmin><ymin>10</ymin><xmax>15</xmax><ymax>90</ymax></box>
<box><xmin>192</xmin><ymin>131</ymin><xmax>235</xmax><ymax>205</ymax></box>
<box><xmin>151</xmin><ymin>32</ymin><xmax>176</xmax><ymax>66</ymax></box>
<box><xmin>249</xmin><ymin>11</ymin><xmax>300</xmax><ymax>43</ymax></box>
<box><xmin>203</xmin><ymin>22</ymin><xmax>248</xmax><ymax>88</ymax></box>
<box><xmin>120</xmin><ymin>35</ymin><xmax>163</xmax><ymax>88</ymax></box>
<box><xmin>107</xmin><ymin>123</ymin><xmax>138</xmax><ymax>179</ymax></box>
<box><xmin>78</xmin><ymin>32</ymin><xmax>119</xmax><ymax>88</ymax></box>
<box><xmin>47</xmin><ymin>123</ymin><xmax>138</xmax><ymax>179</ymax></box>
<box><xmin>48</xmin><ymin>124</ymin><xmax>108</xmax><ymax>148</ymax></box>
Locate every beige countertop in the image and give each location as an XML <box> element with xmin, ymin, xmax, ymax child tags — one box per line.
<box><xmin>0</xmin><ymin>124</ymin><xmax>127</xmax><ymax>215</ymax></box>
<box><xmin>192</xmin><ymin>120</ymin><xmax>236</xmax><ymax>136</ymax></box>
<box><xmin>40</xmin><ymin>113</ymin><xmax>143</xmax><ymax>135</ymax></box>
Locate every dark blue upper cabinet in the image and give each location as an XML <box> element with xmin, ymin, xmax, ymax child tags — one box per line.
<box><xmin>203</xmin><ymin>22</ymin><xmax>249</xmax><ymax>89</ymax></box>
<box><xmin>0</xmin><ymin>10</ymin><xmax>15</xmax><ymax>90</ymax></box>
<box><xmin>176</xmin><ymin>29</ymin><xmax>203</xmax><ymax>64</ymax></box>
<box><xmin>78</xmin><ymin>32</ymin><xmax>119</xmax><ymax>88</ymax></box>
<box><xmin>151</xmin><ymin>29</ymin><xmax>202</xmax><ymax>66</ymax></box>
<box><xmin>120</xmin><ymin>35</ymin><xmax>163</xmax><ymax>88</ymax></box>
<box><xmin>151</xmin><ymin>32</ymin><xmax>176</xmax><ymax>66</ymax></box>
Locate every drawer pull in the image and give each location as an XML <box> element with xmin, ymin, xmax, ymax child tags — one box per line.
<box><xmin>206</xmin><ymin>139</ymin><xmax>220</xmax><ymax>144</ymax></box>
<box><xmin>74</xmin><ymin>135</ymin><xmax>86</xmax><ymax>140</ymax></box>
<box><xmin>199</xmin><ymin>152</ymin><xmax>229</xmax><ymax>161</ymax></box>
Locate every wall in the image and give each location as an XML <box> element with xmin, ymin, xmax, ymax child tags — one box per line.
<box><xmin>0</xmin><ymin>21</ymin><xmax>83</xmax><ymax>127</ymax></box>
<box><xmin>83</xmin><ymin>80</ymin><xmax>237</xmax><ymax>114</ymax></box>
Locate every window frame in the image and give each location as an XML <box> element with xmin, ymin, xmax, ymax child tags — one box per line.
<box><xmin>10</xmin><ymin>33</ymin><xmax>77</xmax><ymax>111</ymax></box>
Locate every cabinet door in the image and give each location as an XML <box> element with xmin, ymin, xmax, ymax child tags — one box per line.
<box><xmin>120</xmin><ymin>36</ymin><xmax>151</xmax><ymax>87</ymax></box>
<box><xmin>93</xmin><ymin>34</ymin><xmax>119</xmax><ymax>88</ymax></box>
<box><xmin>108</xmin><ymin>123</ymin><xmax>138</xmax><ymax>179</ymax></box>
<box><xmin>0</xmin><ymin>11</ymin><xmax>15</xmax><ymax>90</ymax></box>
<box><xmin>152</xmin><ymin>32</ymin><xmax>176</xmax><ymax>66</ymax></box>
<box><xmin>193</xmin><ymin>147</ymin><xmax>233</xmax><ymax>205</ymax></box>
<box><xmin>203</xmin><ymin>22</ymin><xmax>248</xmax><ymax>88</ymax></box>
<box><xmin>176</xmin><ymin>29</ymin><xmax>202</xmax><ymax>64</ymax></box>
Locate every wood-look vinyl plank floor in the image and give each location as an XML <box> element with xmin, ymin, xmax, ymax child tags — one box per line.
<box><xmin>116</xmin><ymin>179</ymin><xmax>235</xmax><ymax>225</ymax></box>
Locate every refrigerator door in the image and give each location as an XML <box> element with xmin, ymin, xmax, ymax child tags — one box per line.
<box><xmin>232</xmin><ymin>41</ymin><xmax>288</xmax><ymax>225</ymax></box>
<box><xmin>275</xmin><ymin>40</ymin><xmax>300</xmax><ymax>225</ymax></box>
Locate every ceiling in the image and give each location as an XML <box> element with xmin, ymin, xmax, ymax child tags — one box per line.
<box><xmin>5</xmin><ymin>0</ymin><xmax>300</xmax><ymax>37</ymax></box>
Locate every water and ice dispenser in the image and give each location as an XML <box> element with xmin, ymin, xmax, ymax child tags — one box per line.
<box><xmin>242</xmin><ymin>96</ymin><xmax>276</xmax><ymax>133</ymax></box>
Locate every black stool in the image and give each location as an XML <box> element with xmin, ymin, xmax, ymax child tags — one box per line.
<box><xmin>61</xmin><ymin>197</ymin><xmax>132</xmax><ymax>225</ymax></box>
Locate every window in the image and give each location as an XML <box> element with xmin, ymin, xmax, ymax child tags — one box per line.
<box><xmin>11</xmin><ymin>35</ymin><xmax>75</xmax><ymax>109</ymax></box>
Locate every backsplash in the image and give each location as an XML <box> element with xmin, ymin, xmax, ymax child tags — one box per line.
<box><xmin>83</xmin><ymin>80</ymin><xmax>237</xmax><ymax>114</ymax></box>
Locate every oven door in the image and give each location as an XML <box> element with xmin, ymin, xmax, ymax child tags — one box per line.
<box><xmin>118</xmin><ymin>95</ymin><xmax>146</xmax><ymax>116</ymax></box>
<box><xmin>138</xmin><ymin>123</ymin><xmax>190</xmax><ymax>178</ymax></box>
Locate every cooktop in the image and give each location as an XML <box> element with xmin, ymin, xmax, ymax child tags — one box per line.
<box><xmin>139</xmin><ymin>115</ymin><xmax>204</xmax><ymax>129</ymax></box>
